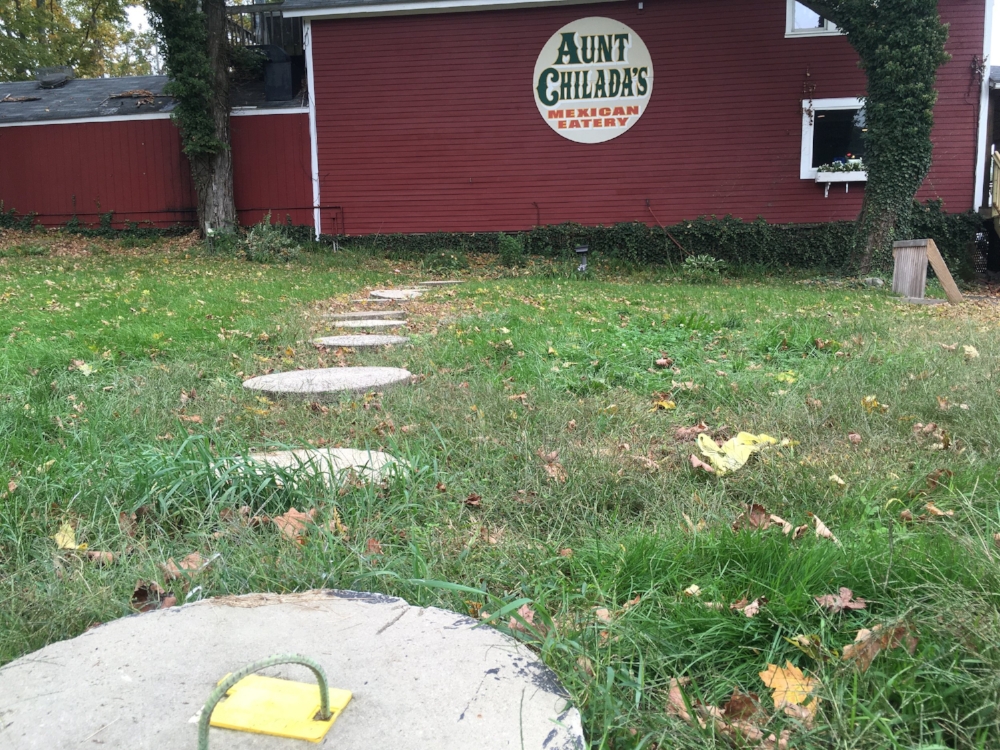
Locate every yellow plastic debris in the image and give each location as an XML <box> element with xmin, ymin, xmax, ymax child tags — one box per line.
<box><xmin>210</xmin><ymin>673</ymin><xmax>352</xmax><ymax>743</ymax></box>
<box><xmin>696</xmin><ymin>432</ymin><xmax>777</xmax><ymax>475</ymax></box>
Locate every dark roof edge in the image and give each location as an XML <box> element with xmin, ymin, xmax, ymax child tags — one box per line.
<box><xmin>282</xmin><ymin>0</ymin><xmax>619</xmax><ymax>20</ymax></box>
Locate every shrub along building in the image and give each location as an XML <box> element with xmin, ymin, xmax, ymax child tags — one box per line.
<box><xmin>0</xmin><ymin>0</ymin><xmax>994</xmax><ymax>246</ymax></box>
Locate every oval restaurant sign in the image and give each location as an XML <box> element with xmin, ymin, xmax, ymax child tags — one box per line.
<box><xmin>534</xmin><ymin>17</ymin><xmax>653</xmax><ymax>144</ymax></box>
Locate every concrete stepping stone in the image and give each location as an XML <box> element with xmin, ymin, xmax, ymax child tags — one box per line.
<box><xmin>0</xmin><ymin>590</ymin><xmax>585</xmax><ymax>749</ymax></box>
<box><xmin>314</xmin><ymin>334</ymin><xmax>409</xmax><ymax>348</ymax></box>
<box><xmin>324</xmin><ymin>310</ymin><xmax>406</xmax><ymax>321</ymax></box>
<box><xmin>370</xmin><ymin>289</ymin><xmax>423</xmax><ymax>300</ymax></box>
<box><xmin>247</xmin><ymin>447</ymin><xmax>401</xmax><ymax>485</ymax></box>
<box><xmin>418</xmin><ymin>280</ymin><xmax>463</xmax><ymax>286</ymax></box>
<box><xmin>243</xmin><ymin>367</ymin><xmax>411</xmax><ymax>399</ymax></box>
<box><xmin>333</xmin><ymin>319</ymin><xmax>406</xmax><ymax>330</ymax></box>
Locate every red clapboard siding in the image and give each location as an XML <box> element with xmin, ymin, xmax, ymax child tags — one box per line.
<box><xmin>0</xmin><ymin>118</ymin><xmax>197</xmax><ymax>227</ymax></box>
<box><xmin>311</xmin><ymin>0</ymin><xmax>986</xmax><ymax>235</ymax></box>
<box><xmin>231</xmin><ymin>113</ymin><xmax>313</xmax><ymax>227</ymax></box>
<box><xmin>0</xmin><ymin>112</ymin><xmax>312</xmax><ymax>229</ymax></box>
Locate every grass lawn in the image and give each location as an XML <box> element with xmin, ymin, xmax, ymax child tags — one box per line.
<box><xmin>1</xmin><ymin>230</ymin><xmax>999</xmax><ymax>749</ymax></box>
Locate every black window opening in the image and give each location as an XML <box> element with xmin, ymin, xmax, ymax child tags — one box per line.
<box><xmin>812</xmin><ymin>108</ymin><xmax>866</xmax><ymax>168</ymax></box>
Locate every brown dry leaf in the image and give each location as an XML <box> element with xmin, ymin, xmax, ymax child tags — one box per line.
<box><xmin>7</xmin><ymin>480</ymin><xmax>16</xmax><ymax>493</ymax></box>
<box><xmin>366</xmin><ymin>538</ymin><xmax>383</xmax><ymax>555</ymax></box>
<box><xmin>684</xmin><ymin>584</ymin><xmax>702</xmax><ymax>597</ymax></box>
<box><xmin>509</xmin><ymin>603</ymin><xmax>544</xmax><ymax>634</ymax></box>
<box><xmin>900</xmin><ymin>509</ymin><xmax>914</xmax><ymax>522</ymax></box>
<box><xmin>939</xmin><ymin>343</ymin><xmax>958</xmax><ymax>352</ymax></box>
<box><xmin>842</xmin><ymin>624</ymin><xmax>918</xmax><ymax>672</ymax></box>
<box><xmin>792</xmin><ymin>524</ymin><xmax>809</xmax><ymax>540</ymax></box>
<box><xmin>759</xmin><ymin>661</ymin><xmax>820</xmax><ymax>721</ymax></box>
<box><xmin>732</xmin><ymin>503</ymin><xmax>770</xmax><ymax>531</ymax></box>
<box><xmin>159</xmin><ymin>552</ymin><xmax>206</xmax><ymax>581</ymax></box>
<box><xmin>130</xmin><ymin>580</ymin><xmax>175</xmax><ymax>613</ymax></box>
<box><xmin>178</xmin><ymin>414</ymin><xmax>203</xmax><ymax>424</ymax></box>
<box><xmin>805</xmin><ymin>396</ymin><xmax>823</xmax><ymax>410</ymax></box>
<box><xmin>925</xmin><ymin>468</ymin><xmax>953</xmax><ymax>491</ymax></box>
<box><xmin>594</xmin><ymin>607</ymin><xmax>612</xmax><ymax>623</ymax></box>
<box><xmin>731</xmin><ymin>596</ymin><xmax>767</xmax><ymax>618</ymax></box>
<box><xmin>675</xmin><ymin>422</ymin><xmax>709</xmax><ymax>441</ymax></box>
<box><xmin>808</xmin><ymin>512</ymin><xmax>840</xmax><ymax>545</ymax></box>
<box><xmin>272</xmin><ymin>507</ymin><xmax>316</xmax><ymax>544</ymax></box>
<box><xmin>815</xmin><ymin>587</ymin><xmax>866</xmax><ymax>613</ymax></box>
<box><xmin>480</xmin><ymin>526</ymin><xmax>503</xmax><ymax>545</ymax></box>
<box><xmin>847</xmin><ymin>432</ymin><xmax>862</xmax><ymax>445</ymax></box>
<box><xmin>689</xmin><ymin>453</ymin><xmax>715</xmax><ymax>473</ymax></box>
<box><xmin>682</xmin><ymin>513</ymin><xmax>708</xmax><ymax>533</ymax></box>
<box><xmin>566</xmin><ymin>419</ymin><xmax>577</xmax><ymax>431</ymax></box>
<box><xmin>576</xmin><ymin>655</ymin><xmax>595</xmax><ymax>677</ymax></box>
<box><xmin>435</xmin><ymin>482</ymin><xmax>447</xmax><ymax>493</ymax></box>
<box><xmin>507</xmin><ymin>392</ymin><xmax>528</xmax><ymax>404</ymax></box>
<box><xmin>118</xmin><ymin>511</ymin><xmax>138</xmax><ymax>537</ymax></box>
<box><xmin>924</xmin><ymin>502</ymin><xmax>954</xmax><ymax>517</ymax></box>
<box><xmin>463</xmin><ymin>493</ymin><xmax>482</xmax><ymax>508</ymax></box>
<box><xmin>665</xmin><ymin>677</ymin><xmax>694</xmax><ymax>723</ymax></box>
<box><xmin>542</xmin><ymin>460</ymin><xmax>567</xmax><ymax>482</ymax></box>
<box><xmin>85</xmin><ymin>550</ymin><xmax>116</xmax><ymax>566</ymax></box>
<box><xmin>769</xmin><ymin>514</ymin><xmax>793</xmax><ymax>535</ymax></box>
<box><xmin>721</xmin><ymin>689</ymin><xmax>762</xmax><ymax>722</ymax></box>
<box><xmin>936</xmin><ymin>396</ymin><xmax>951</xmax><ymax>411</ymax></box>
<box><xmin>559</xmin><ymin>547</ymin><xmax>573</xmax><ymax>557</ymax></box>
<box><xmin>622</xmin><ymin>594</ymin><xmax>642</xmax><ymax>611</ymax></box>
<box><xmin>655</xmin><ymin>357</ymin><xmax>674</xmax><ymax>368</ymax></box>
<box><xmin>992</xmin><ymin>532</ymin><xmax>1000</xmax><ymax>549</ymax></box>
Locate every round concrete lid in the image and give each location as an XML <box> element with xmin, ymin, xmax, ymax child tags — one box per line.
<box><xmin>243</xmin><ymin>368</ymin><xmax>411</xmax><ymax>398</ymax></box>
<box><xmin>313</xmin><ymin>335</ymin><xmax>409</xmax><ymax>348</ymax></box>
<box><xmin>323</xmin><ymin>310</ymin><xmax>406</xmax><ymax>321</ymax></box>
<box><xmin>333</xmin><ymin>319</ymin><xmax>406</xmax><ymax>330</ymax></box>
<box><xmin>370</xmin><ymin>289</ymin><xmax>423</xmax><ymax>300</ymax></box>
<box><xmin>0</xmin><ymin>591</ymin><xmax>585</xmax><ymax>750</ymax></box>
<box><xmin>247</xmin><ymin>448</ymin><xmax>401</xmax><ymax>485</ymax></box>
<box><xmin>417</xmin><ymin>280</ymin><xmax>464</xmax><ymax>286</ymax></box>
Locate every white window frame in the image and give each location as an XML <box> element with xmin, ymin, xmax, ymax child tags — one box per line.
<box><xmin>786</xmin><ymin>0</ymin><xmax>841</xmax><ymax>38</ymax></box>
<box><xmin>800</xmin><ymin>97</ymin><xmax>866</xmax><ymax>180</ymax></box>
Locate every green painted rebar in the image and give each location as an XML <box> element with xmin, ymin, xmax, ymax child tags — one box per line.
<box><xmin>197</xmin><ymin>653</ymin><xmax>331</xmax><ymax>750</ymax></box>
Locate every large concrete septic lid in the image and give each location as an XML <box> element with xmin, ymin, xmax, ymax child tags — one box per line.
<box><xmin>0</xmin><ymin>590</ymin><xmax>585</xmax><ymax>750</ymax></box>
<box><xmin>370</xmin><ymin>289</ymin><xmax>423</xmax><ymax>300</ymax></box>
<box><xmin>243</xmin><ymin>367</ymin><xmax>411</xmax><ymax>398</ymax></box>
<box><xmin>333</xmin><ymin>319</ymin><xmax>406</xmax><ymax>330</ymax></box>
<box><xmin>247</xmin><ymin>447</ymin><xmax>400</xmax><ymax>485</ymax></box>
<box><xmin>313</xmin><ymin>334</ymin><xmax>409</xmax><ymax>348</ymax></box>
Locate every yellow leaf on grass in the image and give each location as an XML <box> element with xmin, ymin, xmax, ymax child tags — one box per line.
<box><xmin>759</xmin><ymin>661</ymin><xmax>820</xmax><ymax>720</ymax></box>
<box><xmin>652</xmin><ymin>400</ymin><xmax>676</xmax><ymax>412</ymax></box>
<box><xmin>53</xmin><ymin>522</ymin><xmax>86</xmax><ymax>551</ymax></box>
<box><xmin>696</xmin><ymin>432</ymin><xmax>777</xmax><ymax>475</ymax></box>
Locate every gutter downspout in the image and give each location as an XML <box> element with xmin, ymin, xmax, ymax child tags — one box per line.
<box><xmin>304</xmin><ymin>19</ymin><xmax>322</xmax><ymax>239</ymax></box>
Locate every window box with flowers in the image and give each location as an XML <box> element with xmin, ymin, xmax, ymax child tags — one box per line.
<box><xmin>815</xmin><ymin>156</ymin><xmax>866</xmax><ymax>197</ymax></box>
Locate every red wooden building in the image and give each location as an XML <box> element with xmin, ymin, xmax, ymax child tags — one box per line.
<box><xmin>0</xmin><ymin>0</ymin><xmax>993</xmax><ymax>237</ymax></box>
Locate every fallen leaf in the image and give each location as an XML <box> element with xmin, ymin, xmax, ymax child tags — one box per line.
<box><xmin>118</xmin><ymin>512</ymin><xmax>138</xmax><ymax>537</ymax></box>
<box><xmin>792</xmin><ymin>524</ymin><xmax>809</xmax><ymax>540</ymax></box>
<box><xmin>682</xmin><ymin>512</ymin><xmax>708</xmax><ymax>533</ymax></box>
<box><xmin>963</xmin><ymin>345</ymin><xmax>979</xmax><ymax>360</ymax></box>
<box><xmin>689</xmin><ymin>453</ymin><xmax>715</xmax><ymax>473</ymax></box>
<box><xmin>829</xmin><ymin>474</ymin><xmax>846</xmax><ymax>488</ymax></box>
<box><xmin>272</xmin><ymin>507</ymin><xmax>316</xmax><ymax>544</ymax></box>
<box><xmin>759</xmin><ymin>661</ymin><xmax>820</xmax><ymax>721</ymax></box>
<box><xmin>684</xmin><ymin>584</ymin><xmax>702</xmax><ymax>597</ymax></box>
<box><xmin>861</xmin><ymin>395</ymin><xmax>888</xmax><ymax>414</ymax></box>
<box><xmin>159</xmin><ymin>552</ymin><xmax>207</xmax><ymax>581</ymax></box>
<box><xmin>842</xmin><ymin>623</ymin><xmax>918</xmax><ymax>672</ymax></box>
<box><xmin>131</xmin><ymin>580</ymin><xmax>175</xmax><ymax>613</ymax></box>
<box><xmin>732</xmin><ymin>503</ymin><xmax>770</xmax><ymax>531</ymax></box>
<box><xmin>939</xmin><ymin>343</ymin><xmax>957</xmax><ymax>352</ymax></box>
<box><xmin>721</xmin><ymin>689</ymin><xmax>762</xmax><ymax>722</ymax></box>
<box><xmin>594</xmin><ymin>607</ymin><xmax>612</xmax><ymax>623</ymax></box>
<box><xmin>53</xmin><ymin>522</ymin><xmax>86</xmax><ymax>551</ymax></box>
<box><xmin>665</xmin><ymin>677</ymin><xmax>694</xmax><ymax>723</ymax></box>
<box><xmin>731</xmin><ymin>596</ymin><xmax>766</xmax><ymax>618</ymax></box>
<box><xmin>480</xmin><ymin>526</ymin><xmax>503</xmax><ymax>545</ymax></box>
<box><xmin>696</xmin><ymin>432</ymin><xmax>776</xmax><ymax>475</ymax></box>
<box><xmin>85</xmin><ymin>550</ymin><xmax>115</xmax><ymax>566</ymax></box>
<box><xmin>776</xmin><ymin>370</ymin><xmax>797</xmax><ymax>384</ymax></box>
<box><xmin>576</xmin><ymin>655</ymin><xmax>595</xmax><ymax>677</ymax></box>
<box><xmin>567</xmin><ymin>419</ymin><xmax>577</xmax><ymax>430</ymax></box>
<box><xmin>328</xmin><ymin>508</ymin><xmax>349</xmax><ymax>539</ymax></box>
<box><xmin>435</xmin><ymin>482</ymin><xmax>447</xmax><ymax>492</ymax></box>
<box><xmin>366</xmin><ymin>538</ymin><xmax>383</xmax><ymax>555</ymax></box>
<box><xmin>815</xmin><ymin>587</ymin><xmax>866</xmax><ymax>613</ymax></box>
<box><xmin>847</xmin><ymin>432</ymin><xmax>862</xmax><ymax>445</ymax></box>
<box><xmin>7</xmin><ymin>480</ymin><xmax>16</xmax><ymax>493</ymax></box>
<box><xmin>936</xmin><ymin>396</ymin><xmax>951</xmax><ymax>411</ymax></box>
<box><xmin>463</xmin><ymin>493</ymin><xmax>482</xmax><ymax>507</ymax></box>
<box><xmin>805</xmin><ymin>396</ymin><xmax>823</xmax><ymax>410</ymax></box>
<box><xmin>509</xmin><ymin>603</ymin><xmax>545</xmax><ymax>634</ymax></box>
<box><xmin>655</xmin><ymin>357</ymin><xmax>674</xmax><ymax>368</ymax></box>
<box><xmin>925</xmin><ymin>468</ymin><xmax>953</xmax><ymax>491</ymax></box>
<box><xmin>652</xmin><ymin>400</ymin><xmax>676</xmax><ymax>412</ymax></box>
<box><xmin>992</xmin><ymin>532</ymin><xmax>999</xmax><ymax>549</ymax></box>
<box><xmin>178</xmin><ymin>414</ymin><xmax>202</xmax><ymax>424</ymax></box>
<box><xmin>769</xmin><ymin>514</ymin><xmax>793</xmax><ymax>535</ymax></box>
<box><xmin>675</xmin><ymin>422</ymin><xmax>709</xmax><ymax>441</ymax></box>
<box><xmin>924</xmin><ymin>502</ymin><xmax>954</xmax><ymax>517</ymax></box>
<box><xmin>808</xmin><ymin>512</ymin><xmax>840</xmax><ymax>545</ymax></box>
<box><xmin>536</xmin><ymin>449</ymin><xmax>567</xmax><ymax>482</ymax></box>
<box><xmin>559</xmin><ymin>547</ymin><xmax>573</xmax><ymax>557</ymax></box>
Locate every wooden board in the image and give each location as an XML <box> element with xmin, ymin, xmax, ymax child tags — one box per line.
<box><xmin>892</xmin><ymin>242</ymin><xmax>928</xmax><ymax>299</ymax></box>
<box><xmin>925</xmin><ymin>238</ymin><xmax>965</xmax><ymax>304</ymax></box>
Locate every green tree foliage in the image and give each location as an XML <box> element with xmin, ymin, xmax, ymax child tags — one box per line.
<box><xmin>0</xmin><ymin>0</ymin><xmax>158</xmax><ymax>81</ymax></box>
<box><xmin>803</xmin><ymin>0</ymin><xmax>951</xmax><ymax>271</ymax></box>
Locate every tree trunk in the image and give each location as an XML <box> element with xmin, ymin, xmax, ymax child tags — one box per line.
<box><xmin>855</xmin><ymin>194</ymin><xmax>899</xmax><ymax>274</ymax></box>
<box><xmin>192</xmin><ymin>0</ymin><xmax>236</xmax><ymax>236</ymax></box>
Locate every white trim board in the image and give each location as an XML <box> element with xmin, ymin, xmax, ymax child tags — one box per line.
<box><xmin>284</xmin><ymin>0</ymin><xmax>617</xmax><ymax>20</ymax></box>
<box><xmin>800</xmin><ymin>97</ymin><xmax>865</xmax><ymax>180</ymax></box>
<box><xmin>304</xmin><ymin>19</ymin><xmax>322</xmax><ymax>239</ymax></box>
<box><xmin>0</xmin><ymin>108</ymin><xmax>306</xmax><ymax>129</ymax></box>
<box><xmin>973</xmin><ymin>0</ymin><xmax>992</xmax><ymax>211</ymax></box>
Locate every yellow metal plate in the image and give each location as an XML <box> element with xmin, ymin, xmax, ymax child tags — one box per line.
<box><xmin>210</xmin><ymin>673</ymin><xmax>352</xmax><ymax>743</ymax></box>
